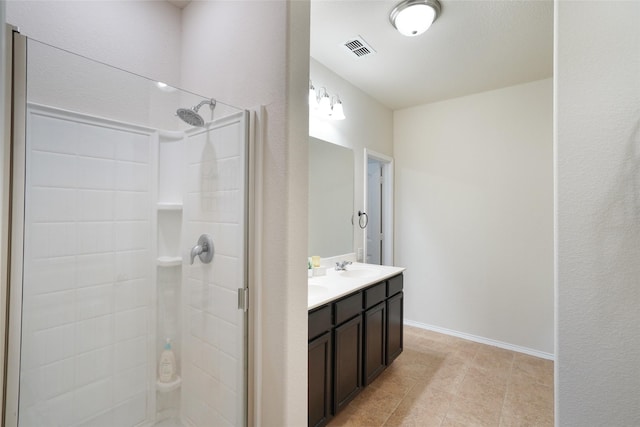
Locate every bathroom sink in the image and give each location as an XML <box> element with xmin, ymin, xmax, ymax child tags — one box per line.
<box><xmin>334</xmin><ymin>267</ymin><xmax>381</xmax><ymax>280</ymax></box>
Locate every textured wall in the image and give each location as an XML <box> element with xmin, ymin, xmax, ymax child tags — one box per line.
<box><xmin>556</xmin><ymin>2</ymin><xmax>640</xmax><ymax>425</ymax></box>
<box><xmin>395</xmin><ymin>79</ymin><xmax>554</xmax><ymax>355</ymax></box>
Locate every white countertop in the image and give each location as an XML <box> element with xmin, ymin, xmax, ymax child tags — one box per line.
<box><xmin>307</xmin><ymin>262</ymin><xmax>406</xmax><ymax>310</ymax></box>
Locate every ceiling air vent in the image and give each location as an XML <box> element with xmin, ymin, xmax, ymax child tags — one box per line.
<box><xmin>342</xmin><ymin>36</ymin><xmax>377</xmax><ymax>59</ymax></box>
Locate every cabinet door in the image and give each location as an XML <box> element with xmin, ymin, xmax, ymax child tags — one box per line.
<box><xmin>363</xmin><ymin>301</ymin><xmax>386</xmax><ymax>385</ymax></box>
<box><xmin>309</xmin><ymin>332</ymin><xmax>332</xmax><ymax>427</ymax></box>
<box><xmin>333</xmin><ymin>315</ymin><xmax>363</xmax><ymax>413</ymax></box>
<box><xmin>386</xmin><ymin>291</ymin><xmax>403</xmax><ymax>364</ymax></box>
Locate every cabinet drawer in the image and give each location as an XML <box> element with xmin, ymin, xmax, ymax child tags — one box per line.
<box><xmin>309</xmin><ymin>305</ymin><xmax>332</xmax><ymax>341</ymax></box>
<box><xmin>364</xmin><ymin>282</ymin><xmax>386</xmax><ymax>309</ymax></box>
<box><xmin>334</xmin><ymin>292</ymin><xmax>362</xmax><ymax>325</ymax></box>
<box><xmin>387</xmin><ymin>274</ymin><xmax>403</xmax><ymax>297</ymax></box>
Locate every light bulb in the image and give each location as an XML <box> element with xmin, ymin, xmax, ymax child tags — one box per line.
<box><xmin>395</xmin><ymin>4</ymin><xmax>435</xmax><ymax>36</ymax></box>
<box><xmin>318</xmin><ymin>89</ymin><xmax>331</xmax><ymax>116</ymax></box>
<box><xmin>331</xmin><ymin>98</ymin><xmax>345</xmax><ymax>120</ymax></box>
<box><xmin>309</xmin><ymin>82</ymin><xmax>318</xmax><ymax>110</ymax></box>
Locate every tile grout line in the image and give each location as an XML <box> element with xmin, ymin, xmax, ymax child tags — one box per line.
<box><xmin>497</xmin><ymin>354</ymin><xmax>516</xmax><ymax>426</ymax></box>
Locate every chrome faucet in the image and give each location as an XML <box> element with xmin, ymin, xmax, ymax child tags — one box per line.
<box><xmin>335</xmin><ymin>260</ymin><xmax>352</xmax><ymax>271</ymax></box>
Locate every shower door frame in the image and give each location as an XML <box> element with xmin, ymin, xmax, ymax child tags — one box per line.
<box><xmin>2</xmin><ymin>29</ymin><xmax>252</xmax><ymax>427</ymax></box>
<box><xmin>3</xmin><ymin>28</ymin><xmax>27</xmax><ymax>427</ymax></box>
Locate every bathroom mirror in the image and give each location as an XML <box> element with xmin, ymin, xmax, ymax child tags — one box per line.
<box><xmin>308</xmin><ymin>137</ymin><xmax>354</xmax><ymax>258</ymax></box>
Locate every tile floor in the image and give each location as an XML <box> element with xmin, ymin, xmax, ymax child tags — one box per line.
<box><xmin>328</xmin><ymin>325</ymin><xmax>554</xmax><ymax>427</ymax></box>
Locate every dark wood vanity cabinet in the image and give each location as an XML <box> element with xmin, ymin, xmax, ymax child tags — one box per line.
<box><xmin>386</xmin><ymin>275</ymin><xmax>404</xmax><ymax>364</ymax></box>
<box><xmin>308</xmin><ymin>273</ymin><xmax>404</xmax><ymax>427</ymax></box>
<box><xmin>308</xmin><ymin>306</ymin><xmax>333</xmax><ymax>427</ymax></box>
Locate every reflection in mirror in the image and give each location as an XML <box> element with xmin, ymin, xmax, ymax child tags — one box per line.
<box><xmin>308</xmin><ymin>137</ymin><xmax>354</xmax><ymax>258</ymax></box>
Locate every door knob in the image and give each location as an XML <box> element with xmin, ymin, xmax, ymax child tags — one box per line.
<box><xmin>190</xmin><ymin>234</ymin><xmax>214</xmax><ymax>265</ymax></box>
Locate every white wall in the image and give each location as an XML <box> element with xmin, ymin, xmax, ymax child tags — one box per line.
<box><xmin>394</xmin><ymin>79</ymin><xmax>554</xmax><ymax>355</ymax></box>
<box><xmin>556</xmin><ymin>2</ymin><xmax>640</xmax><ymax>425</ymax></box>
<box><xmin>309</xmin><ymin>58</ymin><xmax>393</xmax><ymax>258</ymax></box>
<box><xmin>6</xmin><ymin>0</ymin><xmax>182</xmax><ymax>87</ymax></box>
<box><xmin>181</xmin><ymin>2</ymin><xmax>310</xmax><ymax>425</ymax></box>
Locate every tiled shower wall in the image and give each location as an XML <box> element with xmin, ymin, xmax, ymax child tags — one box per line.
<box><xmin>20</xmin><ymin>107</ymin><xmax>154</xmax><ymax>427</ymax></box>
<box><xmin>182</xmin><ymin>115</ymin><xmax>246</xmax><ymax>427</ymax></box>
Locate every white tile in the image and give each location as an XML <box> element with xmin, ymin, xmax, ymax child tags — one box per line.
<box><xmin>203</xmin><ymin>314</ymin><xmax>218</xmax><ymax>346</ymax></box>
<box><xmin>218</xmin><ymin>350</ymin><xmax>238</xmax><ymax>392</ymax></box>
<box><xmin>29</xmin><ymin>188</ymin><xmax>77</xmax><ymax>223</ymax></box>
<box><xmin>202</xmin><ymin>343</ymin><xmax>219</xmax><ymax>378</ymax></box>
<box><xmin>76</xmin><ymin>123</ymin><xmax>117</xmax><ymax>159</ymax></box>
<box><xmin>115</xmin><ymin>133</ymin><xmax>150</xmax><ymax>163</ymax></box>
<box><xmin>76</xmin><ymin>284</ymin><xmax>114</xmax><ymax>320</ymax></box>
<box><xmin>41</xmin><ymin>358</ymin><xmax>76</xmax><ymax>399</ymax></box>
<box><xmin>114</xmin><ymin>308</ymin><xmax>147</xmax><ymax>342</ymax></box>
<box><xmin>38</xmin><ymin>390</ymin><xmax>75</xmax><ymax>426</ymax></box>
<box><xmin>188</xmin><ymin>278</ymin><xmax>207</xmax><ymax>311</ymax></box>
<box><xmin>210</xmin><ymin>285</ymin><xmax>238</xmax><ymax>325</ymax></box>
<box><xmin>114</xmin><ymin>336</ymin><xmax>146</xmax><ymax>372</ymax></box>
<box><xmin>30</xmin><ymin>151</ymin><xmax>77</xmax><ymax>188</ymax></box>
<box><xmin>73</xmin><ymin>379</ymin><xmax>113</xmax><ymax>424</ymax></box>
<box><xmin>26</xmin><ymin>290</ymin><xmax>75</xmax><ymax>331</ymax></box>
<box><xmin>216</xmin><ymin>224</ymin><xmax>241</xmax><ymax>258</ymax></box>
<box><xmin>115</xmin><ymin>191</ymin><xmax>150</xmax><ymax>221</ymax></box>
<box><xmin>74</xmin><ymin>408</ymin><xmax>113</xmax><ymax>427</ymax></box>
<box><xmin>25</xmin><ymin>256</ymin><xmax>76</xmax><ymax>295</ymax></box>
<box><xmin>114</xmin><ymin>279</ymin><xmax>149</xmax><ymax>312</ymax></box>
<box><xmin>115</xmin><ymin>221</ymin><xmax>150</xmax><ymax>251</ymax></box>
<box><xmin>77</xmin><ymin>157</ymin><xmax>115</xmax><ymax>190</ymax></box>
<box><xmin>75</xmin><ymin>346</ymin><xmax>113</xmax><ymax>388</ymax></box>
<box><xmin>76</xmin><ymin>253</ymin><xmax>115</xmax><ymax>288</ymax></box>
<box><xmin>189</xmin><ymin>309</ymin><xmax>204</xmax><ymax>340</ymax></box>
<box><xmin>218</xmin><ymin>190</ymin><xmax>241</xmax><ymax>224</ymax></box>
<box><xmin>115</xmin><ymin>250</ymin><xmax>151</xmax><ymax>282</ymax></box>
<box><xmin>185</xmin><ymin>133</ymin><xmax>208</xmax><ymax>165</ymax></box>
<box><xmin>217</xmin><ymin>156</ymin><xmax>241</xmax><ymax>191</ymax></box>
<box><xmin>34</xmin><ymin>323</ymin><xmax>75</xmax><ymax>366</ymax></box>
<box><xmin>77</xmin><ymin>222</ymin><xmax>114</xmax><ymax>255</ymax></box>
<box><xmin>212</xmin><ymin>255</ymin><xmax>240</xmax><ymax>291</ymax></box>
<box><xmin>216</xmin><ymin>320</ymin><xmax>238</xmax><ymax>359</ymax></box>
<box><xmin>75</xmin><ymin>315</ymin><xmax>113</xmax><ymax>354</ymax></box>
<box><xmin>113</xmin><ymin>392</ymin><xmax>146</xmax><ymax>426</ymax></box>
<box><xmin>217</xmin><ymin>381</ymin><xmax>238</xmax><ymax>425</ymax></box>
<box><xmin>29</xmin><ymin>113</ymin><xmax>77</xmax><ymax>154</ymax></box>
<box><xmin>186</xmin><ymin>334</ymin><xmax>204</xmax><ymax>370</ymax></box>
<box><xmin>29</xmin><ymin>223</ymin><xmax>77</xmax><ymax>259</ymax></box>
<box><xmin>78</xmin><ymin>190</ymin><xmax>114</xmax><ymax>222</ymax></box>
<box><xmin>113</xmin><ymin>366</ymin><xmax>146</xmax><ymax>404</ymax></box>
<box><xmin>116</xmin><ymin>162</ymin><xmax>149</xmax><ymax>192</ymax></box>
<box><xmin>213</xmin><ymin>123</ymin><xmax>243</xmax><ymax>159</ymax></box>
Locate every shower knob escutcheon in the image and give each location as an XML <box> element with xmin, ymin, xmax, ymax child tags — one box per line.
<box><xmin>190</xmin><ymin>234</ymin><xmax>214</xmax><ymax>265</ymax></box>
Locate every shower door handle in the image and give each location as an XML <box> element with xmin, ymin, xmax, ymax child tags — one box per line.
<box><xmin>190</xmin><ymin>234</ymin><xmax>214</xmax><ymax>265</ymax></box>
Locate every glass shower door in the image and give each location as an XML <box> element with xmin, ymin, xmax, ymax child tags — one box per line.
<box><xmin>7</xmin><ymin>32</ymin><xmax>248</xmax><ymax>427</ymax></box>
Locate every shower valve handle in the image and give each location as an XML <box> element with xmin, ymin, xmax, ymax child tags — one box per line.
<box><xmin>190</xmin><ymin>234</ymin><xmax>214</xmax><ymax>265</ymax></box>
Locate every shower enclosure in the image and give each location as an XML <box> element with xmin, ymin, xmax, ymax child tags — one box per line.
<box><xmin>3</xmin><ymin>30</ymin><xmax>249</xmax><ymax>426</ymax></box>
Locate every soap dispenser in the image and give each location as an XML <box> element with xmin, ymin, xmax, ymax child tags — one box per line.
<box><xmin>158</xmin><ymin>338</ymin><xmax>177</xmax><ymax>383</ymax></box>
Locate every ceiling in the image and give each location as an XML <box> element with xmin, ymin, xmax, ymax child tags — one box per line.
<box><xmin>310</xmin><ymin>0</ymin><xmax>553</xmax><ymax>110</ymax></box>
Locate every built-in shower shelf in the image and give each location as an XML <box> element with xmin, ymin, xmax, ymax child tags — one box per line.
<box><xmin>157</xmin><ymin>202</ymin><xmax>183</xmax><ymax>211</ymax></box>
<box><xmin>157</xmin><ymin>256</ymin><xmax>182</xmax><ymax>267</ymax></box>
<box><xmin>156</xmin><ymin>375</ymin><xmax>182</xmax><ymax>393</ymax></box>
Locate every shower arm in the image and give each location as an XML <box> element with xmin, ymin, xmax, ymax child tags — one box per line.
<box><xmin>193</xmin><ymin>99</ymin><xmax>216</xmax><ymax>113</ymax></box>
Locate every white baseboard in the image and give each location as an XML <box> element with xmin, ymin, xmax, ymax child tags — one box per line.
<box><xmin>404</xmin><ymin>319</ymin><xmax>555</xmax><ymax>361</ymax></box>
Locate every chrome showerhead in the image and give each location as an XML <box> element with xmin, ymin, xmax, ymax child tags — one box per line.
<box><xmin>176</xmin><ymin>99</ymin><xmax>216</xmax><ymax>127</ymax></box>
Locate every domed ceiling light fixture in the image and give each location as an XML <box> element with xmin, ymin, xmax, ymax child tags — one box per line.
<box><xmin>389</xmin><ymin>0</ymin><xmax>442</xmax><ymax>37</ymax></box>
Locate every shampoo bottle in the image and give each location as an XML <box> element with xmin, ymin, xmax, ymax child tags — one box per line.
<box><xmin>158</xmin><ymin>338</ymin><xmax>177</xmax><ymax>383</ymax></box>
